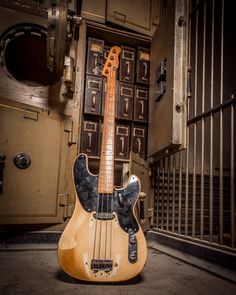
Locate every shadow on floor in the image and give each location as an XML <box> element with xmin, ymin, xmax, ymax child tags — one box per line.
<box><xmin>55</xmin><ymin>269</ymin><xmax>144</xmax><ymax>285</ymax></box>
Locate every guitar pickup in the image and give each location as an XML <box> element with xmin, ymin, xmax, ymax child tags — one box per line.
<box><xmin>93</xmin><ymin>212</ymin><xmax>115</xmax><ymax>220</ymax></box>
<box><xmin>91</xmin><ymin>259</ymin><xmax>113</xmax><ymax>271</ymax></box>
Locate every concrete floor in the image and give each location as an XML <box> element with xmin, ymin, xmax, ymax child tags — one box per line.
<box><xmin>0</xmin><ymin>248</ymin><xmax>235</xmax><ymax>295</ymax></box>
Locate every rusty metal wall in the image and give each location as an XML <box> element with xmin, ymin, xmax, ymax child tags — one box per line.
<box><xmin>152</xmin><ymin>0</ymin><xmax>236</xmax><ymax>252</ymax></box>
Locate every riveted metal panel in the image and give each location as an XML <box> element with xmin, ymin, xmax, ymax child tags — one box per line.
<box><xmin>148</xmin><ymin>0</ymin><xmax>187</xmax><ymax>158</ymax></box>
<box><xmin>0</xmin><ymin>99</ymin><xmax>69</xmax><ymax>224</ymax></box>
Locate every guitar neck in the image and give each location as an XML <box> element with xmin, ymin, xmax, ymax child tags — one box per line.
<box><xmin>98</xmin><ymin>75</ymin><xmax>116</xmax><ymax>194</ymax></box>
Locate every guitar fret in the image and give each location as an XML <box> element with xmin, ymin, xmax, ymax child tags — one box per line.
<box><xmin>98</xmin><ymin>71</ymin><xmax>117</xmax><ymax>191</ymax></box>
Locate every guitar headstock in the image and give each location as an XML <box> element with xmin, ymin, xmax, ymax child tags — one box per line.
<box><xmin>102</xmin><ymin>46</ymin><xmax>121</xmax><ymax>78</ymax></box>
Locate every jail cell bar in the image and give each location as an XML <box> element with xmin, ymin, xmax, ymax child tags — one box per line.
<box><xmin>153</xmin><ymin>0</ymin><xmax>235</xmax><ymax>251</ymax></box>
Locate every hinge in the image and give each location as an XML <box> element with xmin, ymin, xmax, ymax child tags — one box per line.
<box><xmin>64</xmin><ymin>119</ymin><xmax>78</xmax><ymax>145</ymax></box>
<box><xmin>59</xmin><ymin>193</ymin><xmax>74</xmax><ymax>218</ymax></box>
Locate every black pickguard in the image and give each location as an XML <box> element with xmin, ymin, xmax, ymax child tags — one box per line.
<box><xmin>73</xmin><ymin>154</ymin><xmax>139</xmax><ymax>233</ymax></box>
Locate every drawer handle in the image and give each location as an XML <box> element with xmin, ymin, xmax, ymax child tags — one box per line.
<box><xmin>87</xmin><ymin>132</ymin><xmax>92</xmax><ymax>152</ymax></box>
<box><xmin>139</xmin><ymin>100</ymin><xmax>144</xmax><ymax>119</ymax></box>
<box><xmin>142</xmin><ymin>62</ymin><xmax>148</xmax><ymax>81</ymax></box>
<box><xmin>119</xmin><ymin>136</ymin><xmax>124</xmax><ymax>156</ymax></box>
<box><xmin>187</xmin><ymin>67</ymin><xmax>192</xmax><ymax>98</ymax></box>
<box><xmin>124</xmin><ymin>98</ymin><xmax>129</xmax><ymax>116</ymax></box>
<box><xmin>92</xmin><ymin>55</ymin><xmax>99</xmax><ymax>75</ymax></box>
<box><xmin>114</xmin><ymin>11</ymin><xmax>126</xmax><ymax>23</ymax></box>
<box><xmin>137</xmin><ymin>138</ymin><xmax>141</xmax><ymax>154</ymax></box>
<box><xmin>91</xmin><ymin>91</ymin><xmax>96</xmax><ymax>111</ymax></box>
<box><xmin>125</xmin><ymin>61</ymin><xmax>130</xmax><ymax>79</ymax></box>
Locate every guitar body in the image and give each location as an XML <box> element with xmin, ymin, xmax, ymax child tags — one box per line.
<box><xmin>58</xmin><ymin>154</ymin><xmax>147</xmax><ymax>282</ymax></box>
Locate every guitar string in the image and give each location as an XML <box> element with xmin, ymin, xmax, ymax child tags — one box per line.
<box><xmin>99</xmin><ymin>70</ymin><xmax>111</xmax><ymax>261</ymax></box>
<box><xmin>105</xmin><ymin>64</ymin><xmax>114</xmax><ymax>262</ymax></box>
<box><xmin>110</xmin><ymin>72</ymin><xmax>116</xmax><ymax>262</ymax></box>
<box><xmin>94</xmin><ymin>60</ymin><xmax>116</xmax><ymax>263</ymax></box>
<box><xmin>105</xmin><ymin>193</ymin><xmax>108</xmax><ymax>260</ymax></box>
<box><xmin>99</xmin><ymin>192</ymin><xmax>104</xmax><ymax>260</ymax></box>
<box><xmin>93</xmin><ymin>183</ymin><xmax>100</xmax><ymax>260</ymax></box>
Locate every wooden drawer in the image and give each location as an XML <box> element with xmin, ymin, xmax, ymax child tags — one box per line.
<box><xmin>115</xmin><ymin>123</ymin><xmax>130</xmax><ymax>160</ymax></box>
<box><xmin>136</xmin><ymin>47</ymin><xmax>150</xmax><ymax>85</ymax></box>
<box><xmin>86</xmin><ymin>37</ymin><xmax>104</xmax><ymax>76</ymax></box>
<box><xmin>133</xmin><ymin>86</ymin><xmax>148</xmax><ymax>123</ymax></box>
<box><xmin>84</xmin><ymin>76</ymin><xmax>103</xmax><ymax>116</ymax></box>
<box><xmin>80</xmin><ymin>120</ymin><xmax>100</xmax><ymax>156</ymax></box>
<box><xmin>131</xmin><ymin>125</ymin><xmax>147</xmax><ymax>159</ymax></box>
<box><xmin>116</xmin><ymin>82</ymin><xmax>133</xmax><ymax>121</ymax></box>
<box><xmin>119</xmin><ymin>46</ymin><xmax>135</xmax><ymax>84</ymax></box>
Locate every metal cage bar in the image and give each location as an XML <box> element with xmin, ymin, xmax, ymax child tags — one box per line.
<box><xmin>209</xmin><ymin>0</ymin><xmax>215</xmax><ymax>243</ymax></box>
<box><xmin>230</xmin><ymin>96</ymin><xmax>235</xmax><ymax>248</ymax></box>
<box><xmin>192</xmin><ymin>0</ymin><xmax>198</xmax><ymax>238</ymax></box>
<box><xmin>200</xmin><ymin>0</ymin><xmax>206</xmax><ymax>240</ymax></box>
<box><xmin>152</xmin><ymin>0</ymin><xmax>235</xmax><ymax>253</ymax></box>
<box><xmin>219</xmin><ymin>0</ymin><xmax>224</xmax><ymax>245</ymax></box>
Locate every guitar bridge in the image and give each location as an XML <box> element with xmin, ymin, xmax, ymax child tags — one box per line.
<box><xmin>91</xmin><ymin>259</ymin><xmax>113</xmax><ymax>271</ymax></box>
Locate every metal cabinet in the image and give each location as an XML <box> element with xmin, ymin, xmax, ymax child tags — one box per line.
<box><xmin>106</xmin><ymin>0</ymin><xmax>159</xmax><ymax>36</ymax></box>
<box><xmin>148</xmin><ymin>0</ymin><xmax>187</xmax><ymax>158</ymax></box>
<box><xmin>0</xmin><ymin>99</ymin><xmax>70</xmax><ymax>224</ymax></box>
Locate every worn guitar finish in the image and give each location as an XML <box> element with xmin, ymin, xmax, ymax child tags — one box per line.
<box><xmin>58</xmin><ymin>46</ymin><xmax>147</xmax><ymax>282</ymax></box>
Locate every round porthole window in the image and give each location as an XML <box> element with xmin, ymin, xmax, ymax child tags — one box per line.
<box><xmin>0</xmin><ymin>23</ymin><xmax>59</xmax><ymax>87</ymax></box>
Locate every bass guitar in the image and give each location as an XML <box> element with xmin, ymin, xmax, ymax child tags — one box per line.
<box><xmin>58</xmin><ymin>46</ymin><xmax>147</xmax><ymax>282</ymax></box>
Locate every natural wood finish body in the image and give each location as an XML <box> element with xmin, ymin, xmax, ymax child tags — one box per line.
<box><xmin>58</xmin><ymin>175</ymin><xmax>147</xmax><ymax>282</ymax></box>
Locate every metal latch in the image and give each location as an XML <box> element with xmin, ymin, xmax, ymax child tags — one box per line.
<box><xmin>64</xmin><ymin>119</ymin><xmax>77</xmax><ymax>145</ymax></box>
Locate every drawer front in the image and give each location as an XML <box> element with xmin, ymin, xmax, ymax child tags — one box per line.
<box><xmin>136</xmin><ymin>47</ymin><xmax>150</xmax><ymax>85</ymax></box>
<box><xmin>119</xmin><ymin>46</ymin><xmax>135</xmax><ymax>84</ymax></box>
<box><xmin>86</xmin><ymin>38</ymin><xmax>104</xmax><ymax>76</ymax></box>
<box><xmin>84</xmin><ymin>76</ymin><xmax>103</xmax><ymax>115</ymax></box>
<box><xmin>131</xmin><ymin>125</ymin><xmax>147</xmax><ymax>159</ymax></box>
<box><xmin>115</xmin><ymin>124</ymin><xmax>130</xmax><ymax>160</ymax></box>
<box><xmin>80</xmin><ymin>120</ymin><xmax>99</xmax><ymax>156</ymax></box>
<box><xmin>133</xmin><ymin>86</ymin><xmax>149</xmax><ymax>123</ymax></box>
<box><xmin>117</xmin><ymin>82</ymin><xmax>133</xmax><ymax>121</ymax></box>
<box><xmin>103</xmin><ymin>45</ymin><xmax>111</xmax><ymax>65</ymax></box>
